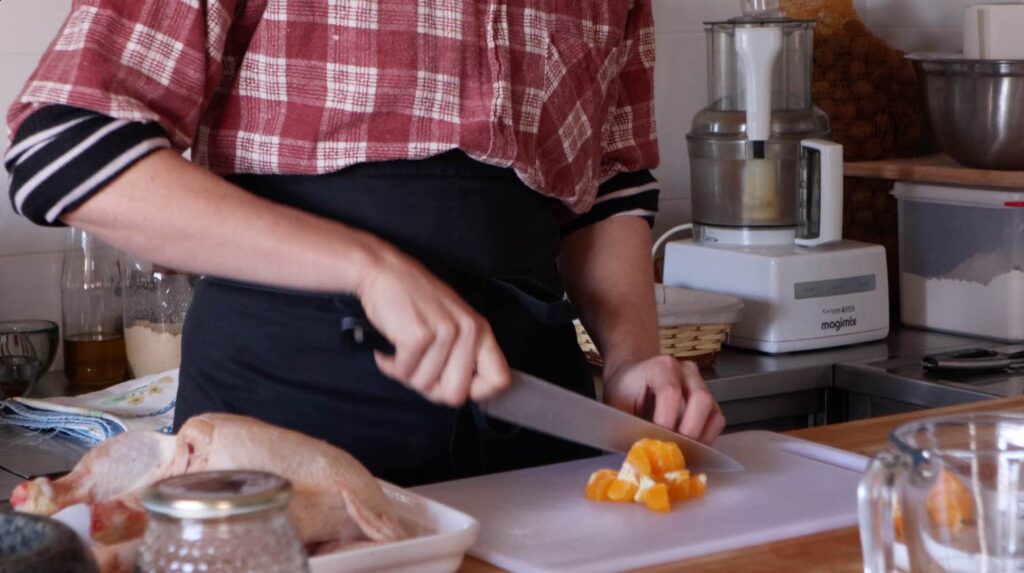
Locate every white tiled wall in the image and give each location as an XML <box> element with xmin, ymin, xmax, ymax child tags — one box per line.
<box><xmin>0</xmin><ymin>0</ymin><xmax>72</xmax><ymax>362</ymax></box>
<box><xmin>0</xmin><ymin>0</ymin><xmax>976</xmax><ymax>361</ymax></box>
<box><xmin>865</xmin><ymin>0</ymin><xmax>974</xmax><ymax>53</ymax></box>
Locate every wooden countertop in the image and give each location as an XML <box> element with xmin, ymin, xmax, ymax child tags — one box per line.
<box><xmin>459</xmin><ymin>396</ymin><xmax>1024</xmax><ymax>573</ymax></box>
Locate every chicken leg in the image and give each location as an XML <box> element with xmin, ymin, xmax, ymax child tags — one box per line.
<box><xmin>11</xmin><ymin>413</ymin><xmax>405</xmax><ymax>551</ymax></box>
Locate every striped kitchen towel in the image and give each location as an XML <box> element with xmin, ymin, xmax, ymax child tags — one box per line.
<box><xmin>0</xmin><ymin>370</ymin><xmax>177</xmax><ymax>446</ymax></box>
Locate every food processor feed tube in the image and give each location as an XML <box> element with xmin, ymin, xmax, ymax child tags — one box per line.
<box><xmin>736</xmin><ymin>27</ymin><xmax>779</xmax><ymax>154</ymax></box>
<box><xmin>737</xmin><ymin>26</ymin><xmax>783</xmax><ymax>223</ymax></box>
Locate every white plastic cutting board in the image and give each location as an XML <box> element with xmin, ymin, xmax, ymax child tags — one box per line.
<box><xmin>414</xmin><ymin>431</ymin><xmax>868</xmax><ymax>573</ymax></box>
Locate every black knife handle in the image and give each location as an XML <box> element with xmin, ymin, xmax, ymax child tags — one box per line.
<box><xmin>340</xmin><ymin>316</ymin><xmax>396</xmax><ymax>356</ymax></box>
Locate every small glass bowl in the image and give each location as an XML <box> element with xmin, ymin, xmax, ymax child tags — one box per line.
<box><xmin>0</xmin><ymin>320</ymin><xmax>59</xmax><ymax>399</ymax></box>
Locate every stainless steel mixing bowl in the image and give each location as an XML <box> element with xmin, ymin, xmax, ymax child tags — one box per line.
<box><xmin>908</xmin><ymin>53</ymin><xmax>1024</xmax><ymax>170</ymax></box>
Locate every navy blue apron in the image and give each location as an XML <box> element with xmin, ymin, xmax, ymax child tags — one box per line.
<box><xmin>173</xmin><ymin>150</ymin><xmax>599</xmax><ymax>486</ymax></box>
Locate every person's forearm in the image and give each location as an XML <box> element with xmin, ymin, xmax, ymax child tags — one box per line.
<box><xmin>63</xmin><ymin>149</ymin><xmax>385</xmax><ymax>295</ymax></box>
<box><xmin>559</xmin><ymin>216</ymin><xmax>660</xmax><ymax>376</ymax></box>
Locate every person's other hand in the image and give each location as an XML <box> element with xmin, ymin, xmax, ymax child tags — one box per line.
<box><xmin>356</xmin><ymin>248</ymin><xmax>509</xmax><ymax>406</ymax></box>
<box><xmin>602</xmin><ymin>355</ymin><xmax>725</xmax><ymax>444</ymax></box>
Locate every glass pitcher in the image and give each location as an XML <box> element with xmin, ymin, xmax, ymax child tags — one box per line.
<box><xmin>859</xmin><ymin>413</ymin><xmax>1024</xmax><ymax>573</ymax></box>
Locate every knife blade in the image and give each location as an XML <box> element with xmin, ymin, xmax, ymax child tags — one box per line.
<box><xmin>339</xmin><ymin>316</ymin><xmax>743</xmax><ymax>472</ymax></box>
<box><xmin>481</xmin><ymin>369</ymin><xmax>744</xmax><ymax>472</ymax></box>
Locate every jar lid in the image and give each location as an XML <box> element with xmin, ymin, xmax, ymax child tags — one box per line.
<box><xmin>141</xmin><ymin>471</ymin><xmax>292</xmax><ymax>519</ymax></box>
<box><xmin>688</xmin><ymin>108</ymin><xmax>830</xmax><ymax>139</ymax></box>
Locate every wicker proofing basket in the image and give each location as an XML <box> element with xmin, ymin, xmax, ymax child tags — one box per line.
<box><xmin>575</xmin><ymin>285</ymin><xmax>744</xmax><ymax>369</ymax></box>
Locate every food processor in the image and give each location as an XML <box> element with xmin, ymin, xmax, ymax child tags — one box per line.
<box><xmin>661</xmin><ymin>0</ymin><xmax>889</xmax><ymax>353</ymax></box>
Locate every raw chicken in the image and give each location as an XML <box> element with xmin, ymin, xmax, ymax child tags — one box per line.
<box><xmin>11</xmin><ymin>413</ymin><xmax>405</xmax><ymax>566</ymax></box>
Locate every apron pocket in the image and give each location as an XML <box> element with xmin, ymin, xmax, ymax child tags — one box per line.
<box><xmin>473</xmin><ymin>275</ymin><xmax>599</xmax><ymax>472</ymax></box>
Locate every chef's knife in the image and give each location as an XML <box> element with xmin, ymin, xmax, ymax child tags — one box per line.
<box><xmin>483</xmin><ymin>369</ymin><xmax>744</xmax><ymax>472</ymax></box>
<box><xmin>340</xmin><ymin>317</ymin><xmax>743</xmax><ymax>472</ymax></box>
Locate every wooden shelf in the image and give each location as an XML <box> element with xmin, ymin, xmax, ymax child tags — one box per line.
<box><xmin>844</xmin><ymin>154</ymin><xmax>1024</xmax><ymax>189</ymax></box>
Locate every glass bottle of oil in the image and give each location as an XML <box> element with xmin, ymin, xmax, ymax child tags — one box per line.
<box><xmin>61</xmin><ymin>228</ymin><xmax>127</xmax><ymax>386</ymax></box>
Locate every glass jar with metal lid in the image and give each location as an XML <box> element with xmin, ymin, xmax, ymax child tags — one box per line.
<box><xmin>137</xmin><ymin>471</ymin><xmax>309</xmax><ymax>573</ymax></box>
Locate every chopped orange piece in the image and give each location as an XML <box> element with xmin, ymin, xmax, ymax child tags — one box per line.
<box><xmin>606</xmin><ymin>479</ymin><xmax>639</xmax><ymax>502</ymax></box>
<box><xmin>623</xmin><ymin>443</ymin><xmax>653</xmax><ymax>479</ymax></box>
<box><xmin>641</xmin><ymin>482</ymin><xmax>671</xmax><ymax>513</ymax></box>
<box><xmin>927</xmin><ymin>470</ymin><xmax>973</xmax><ymax>531</ymax></box>
<box><xmin>669</xmin><ymin>444</ymin><xmax>685</xmax><ymax>474</ymax></box>
<box><xmin>638</xmin><ymin>439</ymin><xmax>686</xmax><ymax>476</ymax></box>
<box><xmin>669</xmin><ymin>482</ymin><xmax>689</xmax><ymax>502</ymax></box>
<box><xmin>664</xmin><ymin>470</ymin><xmax>691</xmax><ymax>501</ymax></box>
<box><xmin>585</xmin><ymin>469</ymin><xmax>619</xmax><ymax>502</ymax></box>
<box><xmin>664</xmin><ymin>469</ymin><xmax>690</xmax><ymax>484</ymax></box>
<box><xmin>689</xmin><ymin>473</ymin><xmax>707</xmax><ymax>498</ymax></box>
<box><xmin>583</xmin><ymin>438</ymin><xmax>709</xmax><ymax>513</ymax></box>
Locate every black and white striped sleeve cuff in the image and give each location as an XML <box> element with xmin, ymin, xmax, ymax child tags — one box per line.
<box><xmin>561</xmin><ymin>170</ymin><xmax>660</xmax><ymax>236</ymax></box>
<box><xmin>4</xmin><ymin>105</ymin><xmax>171</xmax><ymax>226</ymax></box>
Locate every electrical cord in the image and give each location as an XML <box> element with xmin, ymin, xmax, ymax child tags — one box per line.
<box><xmin>651</xmin><ymin>223</ymin><xmax>693</xmax><ymax>259</ymax></box>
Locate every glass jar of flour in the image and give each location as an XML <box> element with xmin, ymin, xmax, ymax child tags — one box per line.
<box><xmin>122</xmin><ymin>256</ymin><xmax>194</xmax><ymax>377</ymax></box>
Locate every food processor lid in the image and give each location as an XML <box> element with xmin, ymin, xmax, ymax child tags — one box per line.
<box><xmin>688</xmin><ymin>107</ymin><xmax>830</xmax><ymax>139</ymax></box>
<box><xmin>704</xmin><ymin>17</ymin><xmax>815</xmax><ymax>30</ymax></box>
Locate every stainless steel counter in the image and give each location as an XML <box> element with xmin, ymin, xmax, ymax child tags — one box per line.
<box><xmin>834</xmin><ymin>336</ymin><xmax>1021</xmax><ymax>418</ymax></box>
<box><xmin>703</xmin><ymin>327</ymin><xmax>1004</xmax><ymax>429</ymax></box>
<box><xmin>0</xmin><ymin>425</ymin><xmax>89</xmax><ymax>509</ymax></box>
<box><xmin>707</xmin><ymin>326</ymin><xmax>999</xmax><ymax>400</ymax></box>
<box><xmin>0</xmin><ymin>425</ymin><xmax>88</xmax><ymax>479</ymax></box>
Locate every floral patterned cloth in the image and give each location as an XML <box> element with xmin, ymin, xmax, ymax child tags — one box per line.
<box><xmin>0</xmin><ymin>370</ymin><xmax>177</xmax><ymax>445</ymax></box>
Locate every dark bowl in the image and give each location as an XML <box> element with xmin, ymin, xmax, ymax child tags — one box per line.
<box><xmin>0</xmin><ymin>511</ymin><xmax>98</xmax><ymax>573</ymax></box>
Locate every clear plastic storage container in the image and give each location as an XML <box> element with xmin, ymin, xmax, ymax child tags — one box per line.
<box><xmin>893</xmin><ymin>182</ymin><xmax>1024</xmax><ymax>341</ymax></box>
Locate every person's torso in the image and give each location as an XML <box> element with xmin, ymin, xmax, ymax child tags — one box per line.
<box><xmin>193</xmin><ymin>0</ymin><xmax>637</xmax><ymax>212</ymax></box>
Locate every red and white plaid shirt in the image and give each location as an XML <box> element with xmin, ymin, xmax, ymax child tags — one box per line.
<box><xmin>7</xmin><ymin>0</ymin><xmax>659</xmax><ymax>214</ymax></box>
